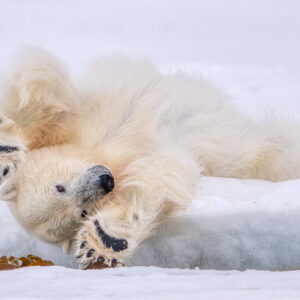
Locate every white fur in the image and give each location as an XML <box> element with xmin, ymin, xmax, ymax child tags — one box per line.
<box><xmin>0</xmin><ymin>48</ymin><xmax>300</xmax><ymax>267</ymax></box>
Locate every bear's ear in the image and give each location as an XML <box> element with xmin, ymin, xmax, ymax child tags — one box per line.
<box><xmin>0</xmin><ymin>180</ymin><xmax>18</xmax><ymax>202</ymax></box>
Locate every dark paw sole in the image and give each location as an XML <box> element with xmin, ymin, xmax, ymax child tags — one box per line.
<box><xmin>94</xmin><ymin>220</ymin><xmax>128</xmax><ymax>252</ymax></box>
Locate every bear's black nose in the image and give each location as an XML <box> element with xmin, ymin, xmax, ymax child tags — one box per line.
<box><xmin>99</xmin><ymin>174</ymin><xmax>114</xmax><ymax>194</ymax></box>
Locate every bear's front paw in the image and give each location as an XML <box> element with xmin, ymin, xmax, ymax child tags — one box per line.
<box><xmin>75</xmin><ymin>217</ymin><xmax>128</xmax><ymax>269</ymax></box>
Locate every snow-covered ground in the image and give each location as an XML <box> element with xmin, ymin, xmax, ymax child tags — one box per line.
<box><xmin>1</xmin><ymin>0</ymin><xmax>300</xmax><ymax>299</ymax></box>
<box><xmin>2</xmin><ymin>266</ymin><xmax>300</xmax><ymax>299</ymax></box>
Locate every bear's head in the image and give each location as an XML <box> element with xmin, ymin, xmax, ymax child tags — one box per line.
<box><xmin>0</xmin><ymin>144</ymin><xmax>115</xmax><ymax>253</ymax></box>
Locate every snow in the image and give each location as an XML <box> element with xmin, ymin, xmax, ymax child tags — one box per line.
<box><xmin>0</xmin><ymin>0</ymin><xmax>300</xmax><ymax>299</ymax></box>
<box><xmin>2</xmin><ymin>266</ymin><xmax>300</xmax><ymax>299</ymax></box>
<box><xmin>132</xmin><ymin>177</ymin><xmax>300</xmax><ymax>271</ymax></box>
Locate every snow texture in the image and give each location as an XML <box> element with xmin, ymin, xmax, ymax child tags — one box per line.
<box><xmin>0</xmin><ymin>0</ymin><xmax>300</xmax><ymax>299</ymax></box>
<box><xmin>1</xmin><ymin>266</ymin><xmax>300</xmax><ymax>299</ymax></box>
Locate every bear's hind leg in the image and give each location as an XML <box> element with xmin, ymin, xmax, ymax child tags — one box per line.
<box><xmin>0</xmin><ymin>47</ymin><xmax>76</xmax><ymax>149</ymax></box>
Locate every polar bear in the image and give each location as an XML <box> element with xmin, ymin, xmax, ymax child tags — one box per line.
<box><xmin>0</xmin><ymin>48</ymin><xmax>300</xmax><ymax>268</ymax></box>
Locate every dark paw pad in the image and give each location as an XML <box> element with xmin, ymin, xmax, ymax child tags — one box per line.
<box><xmin>80</xmin><ymin>241</ymin><xmax>87</xmax><ymax>249</ymax></box>
<box><xmin>86</xmin><ymin>249</ymin><xmax>95</xmax><ymax>258</ymax></box>
<box><xmin>94</xmin><ymin>221</ymin><xmax>128</xmax><ymax>252</ymax></box>
<box><xmin>97</xmin><ymin>255</ymin><xmax>105</xmax><ymax>263</ymax></box>
<box><xmin>111</xmin><ymin>258</ymin><xmax>117</xmax><ymax>267</ymax></box>
<box><xmin>111</xmin><ymin>239</ymin><xmax>128</xmax><ymax>252</ymax></box>
<box><xmin>0</xmin><ymin>146</ymin><xmax>19</xmax><ymax>153</ymax></box>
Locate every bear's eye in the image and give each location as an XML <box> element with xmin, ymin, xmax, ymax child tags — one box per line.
<box><xmin>3</xmin><ymin>167</ymin><xmax>9</xmax><ymax>177</ymax></box>
<box><xmin>56</xmin><ymin>185</ymin><xmax>66</xmax><ymax>193</ymax></box>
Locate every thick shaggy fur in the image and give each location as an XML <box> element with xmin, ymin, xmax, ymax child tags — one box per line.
<box><xmin>1</xmin><ymin>48</ymin><xmax>300</xmax><ymax>267</ymax></box>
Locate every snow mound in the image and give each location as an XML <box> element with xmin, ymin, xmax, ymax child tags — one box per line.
<box><xmin>1</xmin><ymin>177</ymin><xmax>300</xmax><ymax>271</ymax></box>
<box><xmin>132</xmin><ymin>177</ymin><xmax>300</xmax><ymax>270</ymax></box>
